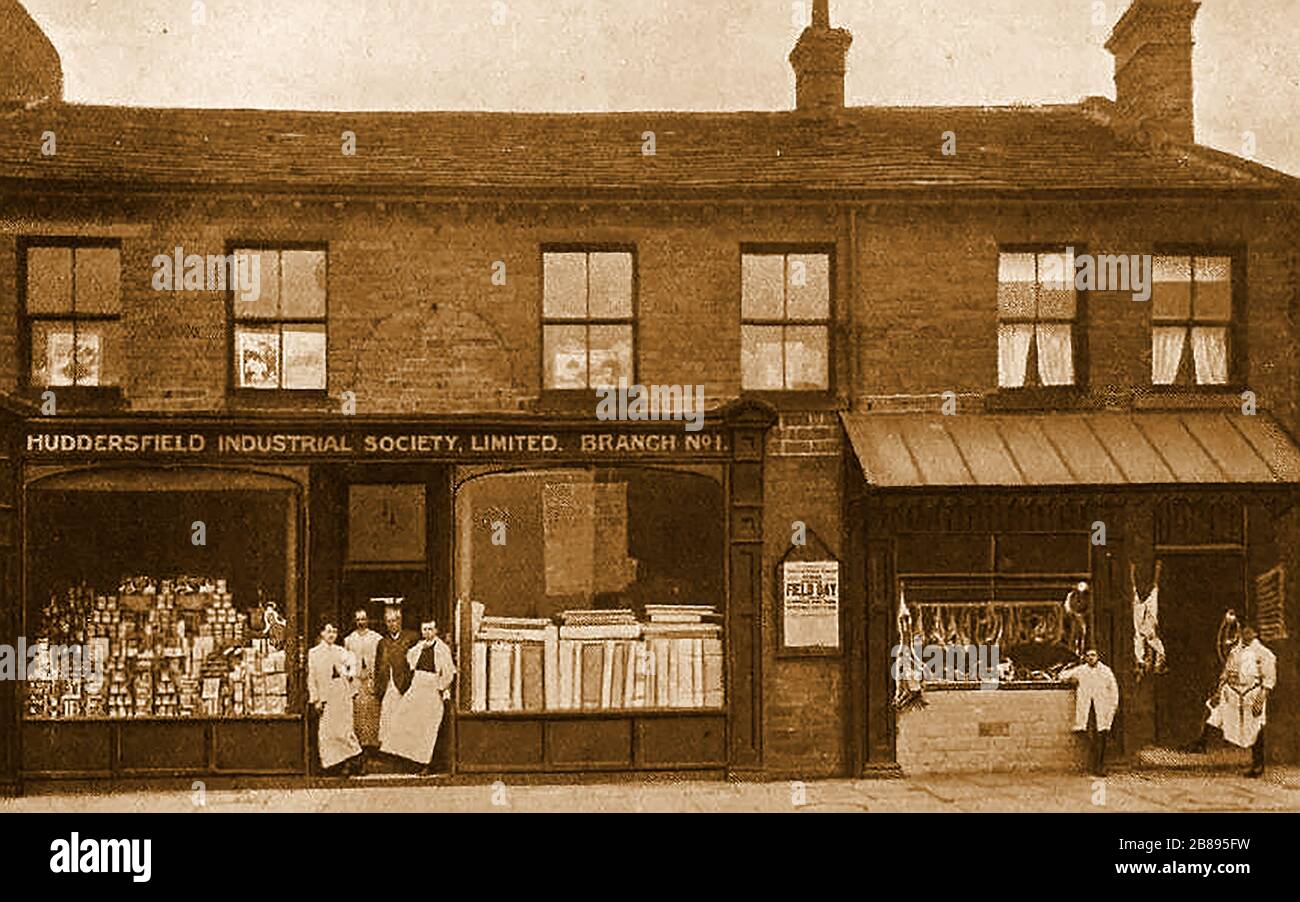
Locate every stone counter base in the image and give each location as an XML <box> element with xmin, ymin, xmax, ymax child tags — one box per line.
<box><xmin>897</xmin><ymin>687</ymin><xmax>1090</xmax><ymax>775</ymax></box>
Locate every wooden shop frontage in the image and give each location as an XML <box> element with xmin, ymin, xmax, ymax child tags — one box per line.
<box><xmin>1</xmin><ymin>402</ymin><xmax>775</xmax><ymax>791</ymax></box>
<box><xmin>843</xmin><ymin>411</ymin><xmax>1300</xmax><ymax>774</ymax></box>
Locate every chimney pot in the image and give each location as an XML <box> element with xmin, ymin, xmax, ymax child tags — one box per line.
<box><xmin>790</xmin><ymin>1</ymin><xmax>853</xmax><ymax>113</ymax></box>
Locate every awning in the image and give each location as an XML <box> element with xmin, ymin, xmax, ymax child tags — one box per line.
<box><xmin>841</xmin><ymin>411</ymin><xmax>1300</xmax><ymax>488</ymax></box>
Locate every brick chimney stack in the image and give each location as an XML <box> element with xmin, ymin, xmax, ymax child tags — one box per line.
<box><xmin>1105</xmin><ymin>0</ymin><xmax>1200</xmax><ymax>145</ymax></box>
<box><xmin>0</xmin><ymin>0</ymin><xmax>63</xmax><ymax>105</ymax></box>
<box><xmin>790</xmin><ymin>0</ymin><xmax>853</xmax><ymax>113</ymax></box>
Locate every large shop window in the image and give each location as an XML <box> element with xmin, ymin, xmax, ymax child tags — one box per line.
<box><xmin>23</xmin><ymin>469</ymin><xmax>299</xmax><ymax>721</ymax></box>
<box><xmin>454</xmin><ymin>467</ymin><xmax>725</xmax><ymax>713</ymax></box>
<box><xmin>22</xmin><ymin>242</ymin><xmax>123</xmax><ymax>388</ymax></box>
<box><xmin>230</xmin><ymin>247</ymin><xmax>328</xmax><ymax>391</ymax></box>
<box><xmin>897</xmin><ymin>531</ymin><xmax>1092</xmax><ymax>684</ymax></box>
<box><xmin>997</xmin><ymin>250</ymin><xmax>1077</xmax><ymax>388</ymax></box>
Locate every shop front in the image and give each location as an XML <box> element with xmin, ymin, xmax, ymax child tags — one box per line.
<box><xmin>844</xmin><ymin>411</ymin><xmax>1300</xmax><ymax>774</ymax></box>
<box><xmin>6</xmin><ymin>403</ymin><xmax>775</xmax><ymax>787</ymax></box>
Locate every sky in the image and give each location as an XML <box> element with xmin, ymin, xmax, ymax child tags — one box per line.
<box><xmin>20</xmin><ymin>0</ymin><xmax>1300</xmax><ymax>176</ymax></box>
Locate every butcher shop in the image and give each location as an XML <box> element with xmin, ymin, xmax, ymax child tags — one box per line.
<box><xmin>843</xmin><ymin>411</ymin><xmax>1300</xmax><ymax>774</ymax></box>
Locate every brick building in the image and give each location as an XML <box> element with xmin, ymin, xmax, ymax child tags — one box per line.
<box><xmin>0</xmin><ymin>0</ymin><xmax>1297</xmax><ymax>790</ymax></box>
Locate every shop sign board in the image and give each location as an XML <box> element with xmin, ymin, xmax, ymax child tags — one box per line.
<box><xmin>23</xmin><ymin>425</ymin><xmax>731</xmax><ymax>461</ymax></box>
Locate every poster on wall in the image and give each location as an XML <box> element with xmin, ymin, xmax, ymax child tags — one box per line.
<box><xmin>782</xmin><ymin>560</ymin><xmax>840</xmax><ymax>650</ymax></box>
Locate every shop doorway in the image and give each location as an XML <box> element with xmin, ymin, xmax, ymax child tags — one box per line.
<box><xmin>309</xmin><ymin>465</ymin><xmax>452</xmax><ymax>776</ymax></box>
<box><xmin>1154</xmin><ymin>552</ymin><xmax>1246</xmax><ymax>747</ymax></box>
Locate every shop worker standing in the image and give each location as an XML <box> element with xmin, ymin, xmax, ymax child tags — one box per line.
<box><xmin>345</xmin><ymin>606</ymin><xmax>383</xmax><ymax>764</ymax></box>
<box><xmin>307</xmin><ymin>619</ymin><xmax>362</xmax><ymax>776</ymax></box>
<box><xmin>374</xmin><ymin>601</ymin><xmax>420</xmax><ymax>758</ymax></box>
<box><xmin>1188</xmin><ymin>622</ymin><xmax>1276</xmax><ymax>777</ymax></box>
<box><xmin>1059</xmin><ymin>649</ymin><xmax>1120</xmax><ymax>777</ymax></box>
<box><xmin>382</xmin><ymin>619</ymin><xmax>457</xmax><ymax>774</ymax></box>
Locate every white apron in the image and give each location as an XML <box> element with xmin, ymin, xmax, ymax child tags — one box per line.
<box><xmin>378</xmin><ymin>680</ymin><xmax>403</xmax><ymax>749</ymax></box>
<box><xmin>309</xmin><ymin>644</ymin><xmax>362</xmax><ymax>769</ymax></box>
<box><xmin>1059</xmin><ymin>661</ymin><xmax>1119</xmax><ymax>732</ymax></box>
<box><xmin>1207</xmin><ymin>641</ymin><xmax>1276</xmax><ymax>748</ymax></box>
<box><xmin>381</xmin><ymin>671</ymin><xmax>445</xmax><ymax>765</ymax></box>
<box><xmin>380</xmin><ymin>639</ymin><xmax>455</xmax><ymax>765</ymax></box>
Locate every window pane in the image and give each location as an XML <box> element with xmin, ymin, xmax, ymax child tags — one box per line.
<box><xmin>1191</xmin><ymin>327</ymin><xmax>1229</xmax><ymax>385</ymax></box>
<box><xmin>589</xmin><ymin>252</ymin><xmax>633</xmax><ymax>319</ymax></box>
<box><xmin>588</xmin><ymin>324</ymin><xmax>633</xmax><ymax>389</ymax></box>
<box><xmin>787</xmin><ymin>254</ymin><xmax>830</xmax><ymax>320</ymax></box>
<box><xmin>997</xmin><ymin>323</ymin><xmax>1033</xmax><ymax>388</ymax></box>
<box><xmin>235</xmin><ymin>326</ymin><xmax>281</xmax><ymax>390</ymax></box>
<box><xmin>282</xmin><ymin>325</ymin><xmax>327</xmax><ymax>390</ymax></box>
<box><xmin>997</xmin><ymin>253</ymin><xmax>1035</xmax><ymax>320</ymax></box>
<box><xmin>1152</xmin><ymin>255</ymin><xmax>1191</xmax><ymax>320</ymax></box>
<box><xmin>544</xmin><ymin>324</ymin><xmax>588</xmax><ymax>389</ymax></box>
<box><xmin>742</xmin><ymin>255</ymin><xmax>784</xmax><ymax>320</ymax></box>
<box><xmin>1035</xmin><ymin>323</ymin><xmax>1074</xmax><ymax>386</ymax></box>
<box><xmin>1152</xmin><ymin>327</ymin><xmax>1186</xmax><ymax>385</ymax></box>
<box><xmin>26</xmin><ymin>247</ymin><xmax>73</xmax><ymax>315</ymax></box>
<box><xmin>74</xmin><ymin>247</ymin><xmax>121</xmax><ymax>315</ymax></box>
<box><xmin>1037</xmin><ymin>251</ymin><xmax>1076</xmax><ymax>319</ymax></box>
<box><xmin>543</xmin><ymin>253</ymin><xmax>587</xmax><ymax>319</ymax></box>
<box><xmin>233</xmin><ymin>249</ymin><xmax>280</xmax><ymax>318</ymax></box>
<box><xmin>36</xmin><ymin>327</ymin><xmax>105</xmax><ymax>387</ymax></box>
<box><xmin>76</xmin><ymin>321</ymin><xmax>123</xmax><ymax>387</ymax></box>
<box><xmin>741</xmin><ymin>325</ymin><xmax>784</xmax><ymax>391</ymax></box>
<box><xmin>30</xmin><ymin>321</ymin><xmax>67</xmax><ymax>386</ymax></box>
<box><xmin>1193</xmin><ymin>256</ymin><xmax>1232</xmax><ymax>322</ymax></box>
<box><xmin>281</xmin><ymin>250</ymin><xmax>327</xmax><ymax>319</ymax></box>
<box><xmin>785</xmin><ymin>325</ymin><xmax>829</xmax><ymax>390</ymax></box>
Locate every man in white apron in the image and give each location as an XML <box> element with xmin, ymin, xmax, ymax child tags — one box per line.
<box><xmin>373</xmin><ymin>602</ymin><xmax>419</xmax><ymax>759</ymax></box>
<box><xmin>381</xmin><ymin>619</ymin><xmax>457</xmax><ymax>774</ymax></box>
<box><xmin>1059</xmin><ymin>649</ymin><xmax>1120</xmax><ymax>777</ymax></box>
<box><xmin>1189</xmin><ymin>623</ymin><xmax>1276</xmax><ymax>777</ymax></box>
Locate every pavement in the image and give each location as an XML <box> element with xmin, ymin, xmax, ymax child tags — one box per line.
<box><xmin>3</xmin><ymin>767</ymin><xmax>1299</xmax><ymax>813</ymax></box>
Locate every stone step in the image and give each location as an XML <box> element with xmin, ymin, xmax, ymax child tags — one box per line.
<box><xmin>1135</xmin><ymin>745</ymin><xmax>1251</xmax><ymax>771</ymax></box>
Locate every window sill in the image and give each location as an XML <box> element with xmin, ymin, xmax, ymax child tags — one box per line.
<box><xmin>985</xmin><ymin>387</ymin><xmax>1086</xmax><ymax>412</ymax></box>
<box><xmin>1133</xmin><ymin>386</ymin><xmax>1247</xmax><ymax>410</ymax></box>
<box><xmin>225</xmin><ymin>390</ymin><xmax>335</xmax><ymax>415</ymax></box>
<box><xmin>536</xmin><ymin>391</ymin><xmax>604</xmax><ymax>417</ymax></box>
<box><xmin>20</xmin><ymin>385</ymin><xmax>127</xmax><ymax>414</ymax></box>
<box><xmin>740</xmin><ymin>391</ymin><xmax>843</xmax><ymax>411</ymax></box>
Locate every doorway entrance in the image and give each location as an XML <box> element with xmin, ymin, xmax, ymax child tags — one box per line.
<box><xmin>1154</xmin><ymin>552</ymin><xmax>1246</xmax><ymax>746</ymax></box>
<box><xmin>309</xmin><ymin>465</ymin><xmax>452</xmax><ymax>775</ymax></box>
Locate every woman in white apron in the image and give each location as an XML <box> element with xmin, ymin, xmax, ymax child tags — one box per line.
<box><xmin>381</xmin><ymin>619</ymin><xmax>456</xmax><ymax>773</ymax></box>
<box><xmin>308</xmin><ymin>620</ymin><xmax>363</xmax><ymax>775</ymax></box>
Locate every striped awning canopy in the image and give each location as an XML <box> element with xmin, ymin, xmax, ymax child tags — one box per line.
<box><xmin>841</xmin><ymin>411</ymin><xmax>1300</xmax><ymax>488</ymax></box>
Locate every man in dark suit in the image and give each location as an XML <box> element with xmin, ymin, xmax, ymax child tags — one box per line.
<box><xmin>374</xmin><ymin>602</ymin><xmax>419</xmax><ymax>761</ymax></box>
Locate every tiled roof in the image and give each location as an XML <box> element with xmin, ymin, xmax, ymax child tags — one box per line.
<box><xmin>842</xmin><ymin>412</ymin><xmax>1300</xmax><ymax>488</ymax></box>
<box><xmin>1</xmin><ymin>102</ymin><xmax>1292</xmax><ymax>198</ymax></box>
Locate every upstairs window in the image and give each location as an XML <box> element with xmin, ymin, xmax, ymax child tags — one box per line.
<box><xmin>997</xmin><ymin>250</ymin><xmax>1077</xmax><ymax>388</ymax></box>
<box><xmin>1151</xmin><ymin>255</ymin><xmax>1232</xmax><ymax>386</ymax></box>
<box><xmin>741</xmin><ymin>250</ymin><xmax>831</xmax><ymax>391</ymax></box>
<box><xmin>542</xmin><ymin>249</ymin><xmax>635</xmax><ymax>390</ymax></box>
<box><xmin>23</xmin><ymin>242</ymin><xmax>123</xmax><ymax>389</ymax></box>
<box><xmin>230</xmin><ymin>247</ymin><xmax>328</xmax><ymax>392</ymax></box>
